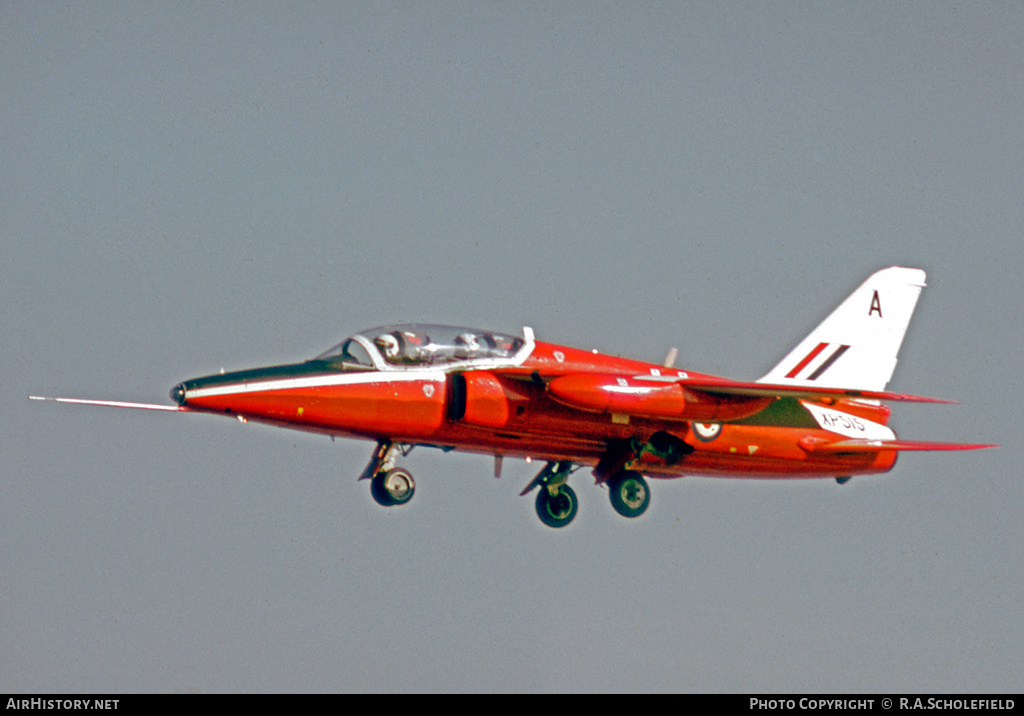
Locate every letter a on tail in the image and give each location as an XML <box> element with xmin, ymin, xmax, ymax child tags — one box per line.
<box><xmin>759</xmin><ymin>267</ymin><xmax>927</xmax><ymax>392</ymax></box>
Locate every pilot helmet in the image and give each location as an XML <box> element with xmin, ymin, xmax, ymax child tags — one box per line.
<box><xmin>375</xmin><ymin>333</ymin><xmax>401</xmax><ymax>361</ymax></box>
<box><xmin>456</xmin><ymin>333</ymin><xmax>480</xmax><ymax>351</ymax></box>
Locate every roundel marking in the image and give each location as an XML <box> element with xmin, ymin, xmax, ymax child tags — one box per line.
<box><xmin>422</xmin><ymin>383</ymin><xmax>436</xmax><ymax>398</ymax></box>
<box><xmin>693</xmin><ymin>422</ymin><xmax>722</xmax><ymax>442</ymax></box>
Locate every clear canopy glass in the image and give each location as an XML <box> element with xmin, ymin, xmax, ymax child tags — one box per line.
<box><xmin>316</xmin><ymin>324</ymin><xmax>525</xmax><ymax>369</ymax></box>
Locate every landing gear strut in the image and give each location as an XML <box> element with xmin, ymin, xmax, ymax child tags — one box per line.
<box><xmin>361</xmin><ymin>440</ymin><xmax>416</xmax><ymax>507</ymax></box>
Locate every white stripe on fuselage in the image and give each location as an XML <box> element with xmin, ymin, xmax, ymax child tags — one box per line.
<box><xmin>185</xmin><ymin>369</ymin><xmax>447</xmax><ymax>400</ymax></box>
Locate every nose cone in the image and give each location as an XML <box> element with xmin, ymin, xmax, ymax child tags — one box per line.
<box><xmin>170</xmin><ymin>383</ymin><xmax>187</xmax><ymax>406</ymax></box>
<box><xmin>168</xmin><ymin>361</ymin><xmax>334</xmax><ymax>416</ymax></box>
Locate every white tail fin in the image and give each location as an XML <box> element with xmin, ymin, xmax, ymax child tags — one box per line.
<box><xmin>758</xmin><ymin>267</ymin><xmax>927</xmax><ymax>392</ymax></box>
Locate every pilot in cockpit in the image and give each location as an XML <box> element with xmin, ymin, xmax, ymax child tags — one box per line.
<box><xmin>376</xmin><ymin>330</ymin><xmax>434</xmax><ymax>364</ymax></box>
<box><xmin>400</xmin><ymin>330</ymin><xmax>429</xmax><ymax>362</ymax></box>
<box><xmin>454</xmin><ymin>332</ymin><xmax>480</xmax><ymax>359</ymax></box>
<box><xmin>374</xmin><ymin>333</ymin><xmax>402</xmax><ymax>364</ymax></box>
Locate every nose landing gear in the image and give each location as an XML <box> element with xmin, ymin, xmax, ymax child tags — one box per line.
<box><xmin>371</xmin><ymin>467</ymin><xmax>416</xmax><ymax>506</ymax></box>
<box><xmin>361</xmin><ymin>440</ymin><xmax>417</xmax><ymax>507</ymax></box>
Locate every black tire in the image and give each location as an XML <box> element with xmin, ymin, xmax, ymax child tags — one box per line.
<box><xmin>608</xmin><ymin>470</ymin><xmax>650</xmax><ymax>518</ymax></box>
<box><xmin>371</xmin><ymin>467</ymin><xmax>415</xmax><ymax>506</ymax></box>
<box><xmin>535</xmin><ymin>484</ymin><xmax>578</xmax><ymax>528</ymax></box>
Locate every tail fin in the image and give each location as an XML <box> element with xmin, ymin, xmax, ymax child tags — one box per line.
<box><xmin>758</xmin><ymin>266</ymin><xmax>927</xmax><ymax>392</ymax></box>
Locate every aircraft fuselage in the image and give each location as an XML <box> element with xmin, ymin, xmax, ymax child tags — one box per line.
<box><xmin>171</xmin><ymin>333</ymin><xmax>897</xmax><ymax>481</ymax></box>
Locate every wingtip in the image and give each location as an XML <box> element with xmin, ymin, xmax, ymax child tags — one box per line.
<box><xmin>887</xmin><ymin>392</ymin><xmax>959</xmax><ymax>405</ymax></box>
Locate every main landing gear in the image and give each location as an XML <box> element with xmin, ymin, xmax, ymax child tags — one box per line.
<box><xmin>520</xmin><ymin>460</ymin><xmax>653</xmax><ymax>528</ymax></box>
<box><xmin>606</xmin><ymin>470</ymin><xmax>650</xmax><ymax>518</ymax></box>
<box><xmin>593</xmin><ymin>439</ymin><xmax>653</xmax><ymax>521</ymax></box>
<box><xmin>357</xmin><ymin>441</ymin><xmax>655</xmax><ymax>527</ymax></box>
<box><xmin>361</xmin><ymin>440</ymin><xmax>416</xmax><ymax>507</ymax></box>
<box><xmin>520</xmin><ymin>461</ymin><xmax>578</xmax><ymax>528</ymax></box>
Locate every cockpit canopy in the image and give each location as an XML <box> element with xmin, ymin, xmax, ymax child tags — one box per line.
<box><xmin>315</xmin><ymin>324</ymin><xmax>527</xmax><ymax>370</ymax></box>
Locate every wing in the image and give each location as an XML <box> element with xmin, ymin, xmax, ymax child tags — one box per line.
<box><xmin>669</xmin><ymin>376</ymin><xmax>957</xmax><ymax>404</ymax></box>
<box><xmin>545</xmin><ymin>371</ymin><xmax>957</xmax><ymax>423</ymax></box>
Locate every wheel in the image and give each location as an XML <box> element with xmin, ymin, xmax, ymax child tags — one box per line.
<box><xmin>371</xmin><ymin>467</ymin><xmax>415</xmax><ymax>506</ymax></box>
<box><xmin>835</xmin><ymin>476</ymin><xmax>851</xmax><ymax>485</ymax></box>
<box><xmin>535</xmin><ymin>484</ymin><xmax>578</xmax><ymax>528</ymax></box>
<box><xmin>608</xmin><ymin>470</ymin><xmax>650</xmax><ymax>518</ymax></box>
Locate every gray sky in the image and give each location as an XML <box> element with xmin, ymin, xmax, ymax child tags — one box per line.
<box><xmin>3</xmin><ymin>1</ymin><xmax>1021</xmax><ymax>692</ymax></box>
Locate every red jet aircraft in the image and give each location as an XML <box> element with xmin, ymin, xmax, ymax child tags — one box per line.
<box><xmin>32</xmin><ymin>267</ymin><xmax>994</xmax><ymax>527</ymax></box>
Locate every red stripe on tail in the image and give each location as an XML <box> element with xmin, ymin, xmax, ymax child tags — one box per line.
<box><xmin>785</xmin><ymin>341</ymin><xmax>829</xmax><ymax>379</ymax></box>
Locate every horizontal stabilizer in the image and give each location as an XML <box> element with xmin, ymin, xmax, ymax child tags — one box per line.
<box><xmin>29</xmin><ymin>396</ymin><xmax>188</xmax><ymax>412</ymax></box>
<box><xmin>800</xmin><ymin>437</ymin><xmax>998</xmax><ymax>453</ymax></box>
